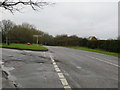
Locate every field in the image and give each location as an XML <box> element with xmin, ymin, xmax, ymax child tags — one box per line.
<box><xmin>1</xmin><ymin>43</ymin><xmax>48</xmax><ymax>51</ymax></box>
<box><xmin>66</xmin><ymin>46</ymin><xmax>119</xmax><ymax>57</ymax></box>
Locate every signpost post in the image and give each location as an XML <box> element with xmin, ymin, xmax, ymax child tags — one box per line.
<box><xmin>33</xmin><ymin>35</ymin><xmax>42</xmax><ymax>46</ymax></box>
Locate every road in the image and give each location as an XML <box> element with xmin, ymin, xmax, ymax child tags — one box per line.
<box><xmin>46</xmin><ymin>46</ymin><xmax>118</xmax><ymax>88</ymax></box>
<box><xmin>1</xmin><ymin>46</ymin><xmax>119</xmax><ymax>88</ymax></box>
<box><xmin>2</xmin><ymin>48</ymin><xmax>62</xmax><ymax>88</ymax></box>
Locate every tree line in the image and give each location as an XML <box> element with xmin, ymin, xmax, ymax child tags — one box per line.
<box><xmin>0</xmin><ymin>20</ymin><xmax>53</xmax><ymax>45</ymax></box>
<box><xmin>46</xmin><ymin>35</ymin><xmax>119</xmax><ymax>53</ymax></box>
<box><xmin>0</xmin><ymin>20</ymin><xmax>119</xmax><ymax>53</ymax></box>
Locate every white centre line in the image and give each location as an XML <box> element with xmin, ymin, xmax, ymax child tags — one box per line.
<box><xmin>49</xmin><ymin>53</ymin><xmax>72</xmax><ymax>89</ymax></box>
<box><xmin>86</xmin><ymin>55</ymin><xmax>119</xmax><ymax>67</ymax></box>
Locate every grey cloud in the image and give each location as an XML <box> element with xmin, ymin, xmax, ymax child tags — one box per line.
<box><xmin>1</xmin><ymin>2</ymin><xmax>118</xmax><ymax>39</ymax></box>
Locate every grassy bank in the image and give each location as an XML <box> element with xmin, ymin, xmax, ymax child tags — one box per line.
<box><xmin>1</xmin><ymin>43</ymin><xmax>48</xmax><ymax>51</ymax></box>
<box><xmin>66</xmin><ymin>46</ymin><xmax>119</xmax><ymax>57</ymax></box>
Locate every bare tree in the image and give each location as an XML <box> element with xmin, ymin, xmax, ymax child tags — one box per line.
<box><xmin>0</xmin><ymin>0</ymin><xmax>50</xmax><ymax>13</ymax></box>
<box><xmin>0</xmin><ymin>20</ymin><xmax>14</xmax><ymax>44</ymax></box>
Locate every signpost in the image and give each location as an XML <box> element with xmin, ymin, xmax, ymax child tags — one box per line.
<box><xmin>33</xmin><ymin>35</ymin><xmax>42</xmax><ymax>46</ymax></box>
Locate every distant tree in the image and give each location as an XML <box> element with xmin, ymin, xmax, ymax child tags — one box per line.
<box><xmin>55</xmin><ymin>34</ymin><xmax>68</xmax><ymax>46</ymax></box>
<box><xmin>117</xmin><ymin>36</ymin><xmax>120</xmax><ymax>40</ymax></box>
<box><xmin>8</xmin><ymin>23</ymin><xmax>41</xmax><ymax>43</ymax></box>
<box><xmin>0</xmin><ymin>0</ymin><xmax>51</xmax><ymax>13</ymax></box>
<box><xmin>68</xmin><ymin>35</ymin><xmax>80</xmax><ymax>46</ymax></box>
<box><xmin>107</xmin><ymin>38</ymin><xmax>114</xmax><ymax>40</ymax></box>
<box><xmin>6</xmin><ymin>22</ymin><xmax>53</xmax><ymax>44</ymax></box>
<box><xmin>0</xmin><ymin>20</ymin><xmax>14</xmax><ymax>44</ymax></box>
<box><xmin>0</xmin><ymin>31</ymin><xmax>2</xmax><ymax>43</ymax></box>
<box><xmin>21</xmin><ymin>23</ymin><xmax>35</xmax><ymax>29</ymax></box>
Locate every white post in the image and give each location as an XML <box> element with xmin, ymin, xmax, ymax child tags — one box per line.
<box><xmin>33</xmin><ymin>35</ymin><xmax>42</xmax><ymax>46</ymax></box>
<box><xmin>37</xmin><ymin>36</ymin><xmax>38</xmax><ymax>46</ymax></box>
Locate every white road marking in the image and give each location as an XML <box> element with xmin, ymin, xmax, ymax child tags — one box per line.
<box><xmin>58</xmin><ymin>73</ymin><xmax>65</xmax><ymax>79</ymax></box>
<box><xmin>64</xmin><ymin>85</ymin><xmax>71</xmax><ymax>89</ymax></box>
<box><xmin>54</xmin><ymin>65</ymin><xmax>58</xmax><ymax>68</ymax></box>
<box><xmin>49</xmin><ymin>54</ymin><xmax>71</xmax><ymax>89</ymax></box>
<box><xmin>55</xmin><ymin>68</ymin><xmax>61</xmax><ymax>72</ymax></box>
<box><xmin>86</xmin><ymin>55</ymin><xmax>119</xmax><ymax>67</ymax></box>
<box><xmin>44</xmin><ymin>52</ymin><xmax>46</xmax><ymax>57</ymax></box>
<box><xmin>60</xmin><ymin>79</ymin><xmax>69</xmax><ymax>86</ymax></box>
<box><xmin>97</xmin><ymin>57</ymin><xmax>118</xmax><ymax>62</ymax></box>
<box><xmin>51</xmin><ymin>58</ymin><xmax>55</xmax><ymax>62</ymax></box>
<box><xmin>53</xmin><ymin>62</ymin><xmax>57</xmax><ymax>65</ymax></box>
<box><xmin>0</xmin><ymin>61</ymin><xmax>4</xmax><ymax>65</ymax></box>
<box><xmin>52</xmin><ymin>59</ymin><xmax>55</xmax><ymax>62</ymax></box>
<box><xmin>76</xmin><ymin>66</ymin><xmax>82</xmax><ymax>69</ymax></box>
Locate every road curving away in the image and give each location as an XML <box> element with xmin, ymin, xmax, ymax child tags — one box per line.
<box><xmin>2</xmin><ymin>46</ymin><xmax>119</xmax><ymax>88</ymax></box>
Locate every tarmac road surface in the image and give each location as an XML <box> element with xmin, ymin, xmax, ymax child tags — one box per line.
<box><xmin>45</xmin><ymin>46</ymin><xmax>119</xmax><ymax>88</ymax></box>
<box><xmin>1</xmin><ymin>46</ymin><xmax>119</xmax><ymax>88</ymax></box>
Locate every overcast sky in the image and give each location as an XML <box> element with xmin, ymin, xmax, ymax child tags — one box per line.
<box><xmin>0</xmin><ymin>0</ymin><xmax>118</xmax><ymax>40</ymax></box>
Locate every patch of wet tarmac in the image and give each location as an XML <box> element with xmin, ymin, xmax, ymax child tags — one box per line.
<box><xmin>3</xmin><ymin>59</ymin><xmax>25</xmax><ymax>68</ymax></box>
<box><xmin>2</xmin><ymin>65</ymin><xmax>22</xmax><ymax>88</ymax></box>
<box><xmin>2</xmin><ymin>49</ymin><xmax>63</xmax><ymax>88</ymax></box>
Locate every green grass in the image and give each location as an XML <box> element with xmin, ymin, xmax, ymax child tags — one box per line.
<box><xmin>65</xmin><ymin>46</ymin><xmax>119</xmax><ymax>57</ymax></box>
<box><xmin>0</xmin><ymin>43</ymin><xmax>2</xmax><ymax>47</ymax></box>
<box><xmin>1</xmin><ymin>43</ymin><xmax>47</xmax><ymax>51</ymax></box>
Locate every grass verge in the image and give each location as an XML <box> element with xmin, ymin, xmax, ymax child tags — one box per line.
<box><xmin>1</xmin><ymin>43</ymin><xmax>48</xmax><ymax>51</ymax></box>
<box><xmin>65</xmin><ymin>46</ymin><xmax>119</xmax><ymax>57</ymax></box>
<box><xmin>0</xmin><ymin>43</ymin><xmax>2</xmax><ymax>47</ymax></box>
